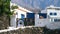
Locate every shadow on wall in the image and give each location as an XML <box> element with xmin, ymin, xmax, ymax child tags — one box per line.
<box><xmin>24</xmin><ymin>18</ymin><xmax>35</xmax><ymax>26</ymax></box>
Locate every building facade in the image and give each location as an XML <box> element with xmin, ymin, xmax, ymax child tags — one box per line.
<box><xmin>35</xmin><ymin>5</ymin><xmax>60</xmax><ymax>29</ymax></box>
<box><xmin>10</xmin><ymin>3</ymin><xmax>33</xmax><ymax>27</ymax></box>
<box><xmin>46</xmin><ymin>5</ymin><xmax>60</xmax><ymax>29</ymax></box>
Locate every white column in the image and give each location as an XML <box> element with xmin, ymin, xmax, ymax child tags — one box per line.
<box><xmin>35</xmin><ymin>13</ymin><xmax>39</xmax><ymax>26</ymax></box>
<box><xmin>10</xmin><ymin>15</ymin><xmax>16</xmax><ymax>27</ymax></box>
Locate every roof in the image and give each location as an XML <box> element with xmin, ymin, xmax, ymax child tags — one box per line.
<box><xmin>10</xmin><ymin>2</ymin><xmax>33</xmax><ymax>13</ymax></box>
<box><xmin>18</xmin><ymin>5</ymin><xmax>33</xmax><ymax>13</ymax></box>
<box><xmin>47</xmin><ymin>5</ymin><xmax>60</xmax><ymax>9</ymax></box>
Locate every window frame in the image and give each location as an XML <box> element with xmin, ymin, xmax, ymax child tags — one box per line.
<box><xmin>50</xmin><ymin>12</ymin><xmax>53</xmax><ymax>15</ymax></box>
<box><xmin>50</xmin><ymin>12</ymin><xmax>57</xmax><ymax>16</ymax></box>
<box><xmin>50</xmin><ymin>18</ymin><xmax>60</xmax><ymax>22</ymax></box>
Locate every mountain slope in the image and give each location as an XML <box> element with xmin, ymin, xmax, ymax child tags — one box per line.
<box><xmin>11</xmin><ymin>0</ymin><xmax>60</xmax><ymax>10</ymax></box>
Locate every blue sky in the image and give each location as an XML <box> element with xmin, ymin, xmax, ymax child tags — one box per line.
<box><xmin>11</xmin><ymin>0</ymin><xmax>60</xmax><ymax>10</ymax></box>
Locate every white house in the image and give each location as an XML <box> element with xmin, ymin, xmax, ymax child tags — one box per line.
<box><xmin>46</xmin><ymin>5</ymin><xmax>60</xmax><ymax>29</ymax></box>
<box><xmin>10</xmin><ymin>3</ymin><xmax>60</xmax><ymax>29</ymax></box>
<box><xmin>35</xmin><ymin>5</ymin><xmax>60</xmax><ymax>29</ymax></box>
<box><xmin>10</xmin><ymin>3</ymin><xmax>33</xmax><ymax>27</ymax></box>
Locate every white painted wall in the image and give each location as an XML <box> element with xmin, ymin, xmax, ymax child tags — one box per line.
<box><xmin>46</xmin><ymin>6</ymin><xmax>60</xmax><ymax>29</ymax></box>
<box><xmin>47</xmin><ymin>9</ymin><xmax>60</xmax><ymax>18</ymax></box>
<box><xmin>35</xmin><ymin>12</ymin><xmax>60</xmax><ymax>29</ymax></box>
<box><xmin>35</xmin><ymin>6</ymin><xmax>60</xmax><ymax>29</ymax></box>
<box><xmin>10</xmin><ymin>9</ymin><xmax>27</xmax><ymax>27</ymax></box>
<box><xmin>10</xmin><ymin>15</ymin><xmax>16</xmax><ymax>27</ymax></box>
<box><xmin>10</xmin><ymin>9</ymin><xmax>32</xmax><ymax>27</ymax></box>
<box><xmin>10</xmin><ymin>2</ymin><xmax>33</xmax><ymax>27</ymax></box>
<box><xmin>35</xmin><ymin>13</ymin><xmax>49</xmax><ymax>27</ymax></box>
<box><xmin>46</xmin><ymin>22</ymin><xmax>60</xmax><ymax>29</ymax></box>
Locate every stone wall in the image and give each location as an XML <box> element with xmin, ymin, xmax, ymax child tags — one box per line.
<box><xmin>0</xmin><ymin>15</ymin><xmax>9</xmax><ymax>30</ymax></box>
<box><xmin>0</xmin><ymin>27</ymin><xmax>44</xmax><ymax>34</ymax></box>
<box><xmin>0</xmin><ymin>27</ymin><xmax>60</xmax><ymax>34</ymax></box>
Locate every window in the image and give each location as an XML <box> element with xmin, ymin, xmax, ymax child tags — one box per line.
<box><xmin>21</xmin><ymin>14</ymin><xmax>25</xmax><ymax>19</ymax></box>
<box><xmin>50</xmin><ymin>18</ymin><xmax>54</xmax><ymax>22</ymax></box>
<box><xmin>50</xmin><ymin>12</ymin><xmax>57</xmax><ymax>15</ymax></box>
<box><xmin>54</xmin><ymin>19</ymin><xmax>60</xmax><ymax>22</ymax></box>
<box><xmin>50</xmin><ymin>13</ymin><xmax>53</xmax><ymax>15</ymax></box>
<box><xmin>54</xmin><ymin>13</ymin><xmax>57</xmax><ymax>15</ymax></box>
<box><xmin>39</xmin><ymin>13</ymin><xmax>47</xmax><ymax>19</ymax></box>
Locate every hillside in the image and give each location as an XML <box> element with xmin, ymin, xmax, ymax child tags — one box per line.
<box><xmin>11</xmin><ymin>0</ymin><xmax>60</xmax><ymax>11</ymax></box>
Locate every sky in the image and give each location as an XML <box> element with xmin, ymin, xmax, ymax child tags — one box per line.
<box><xmin>11</xmin><ymin>0</ymin><xmax>60</xmax><ymax>10</ymax></box>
